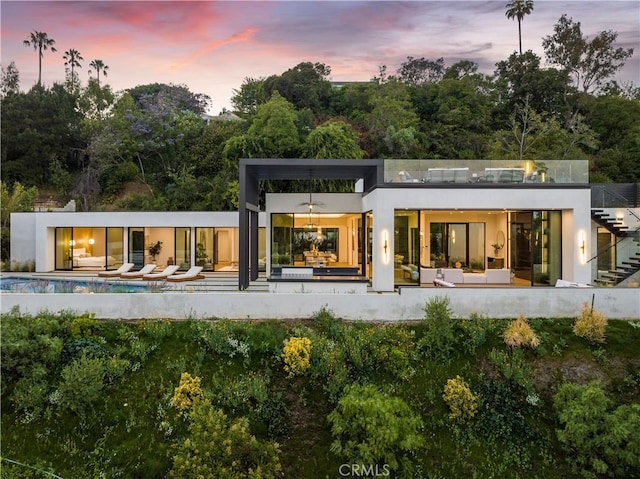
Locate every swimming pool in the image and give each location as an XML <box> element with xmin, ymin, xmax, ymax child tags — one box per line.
<box><xmin>0</xmin><ymin>276</ymin><xmax>156</xmax><ymax>293</ymax></box>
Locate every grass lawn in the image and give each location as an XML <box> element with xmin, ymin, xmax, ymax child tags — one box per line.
<box><xmin>2</xmin><ymin>302</ymin><xmax>639</xmax><ymax>478</ymax></box>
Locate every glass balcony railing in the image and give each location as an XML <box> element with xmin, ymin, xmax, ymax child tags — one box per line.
<box><xmin>384</xmin><ymin>159</ymin><xmax>589</xmax><ymax>185</ymax></box>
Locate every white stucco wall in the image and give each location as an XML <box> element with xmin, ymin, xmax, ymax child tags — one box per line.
<box><xmin>2</xmin><ymin>287</ymin><xmax>638</xmax><ymax>320</ymax></box>
<box><xmin>10</xmin><ymin>211</ymin><xmax>265</xmax><ymax>272</ymax></box>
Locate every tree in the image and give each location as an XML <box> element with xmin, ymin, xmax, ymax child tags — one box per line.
<box><xmin>263</xmin><ymin>62</ymin><xmax>332</xmax><ymax>112</ymax></box>
<box><xmin>1</xmin><ymin>181</ymin><xmax>38</xmax><ymax>229</ymax></box>
<box><xmin>23</xmin><ymin>31</ymin><xmax>57</xmax><ymax>86</ymax></box>
<box><xmin>505</xmin><ymin>0</ymin><xmax>534</xmax><ymax>55</ymax></box>
<box><xmin>243</xmin><ymin>91</ymin><xmax>301</xmax><ymax>158</ymax></box>
<box><xmin>63</xmin><ymin>48</ymin><xmax>83</xmax><ymax>87</ymax></box>
<box><xmin>231</xmin><ymin>77</ymin><xmax>267</xmax><ymax>116</ymax></box>
<box><xmin>543</xmin><ymin>14</ymin><xmax>634</xmax><ymax>94</ymax></box>
<box><xmin>302</xmin><ymin>120</ymin><xmax>364</xmax><ymax>159</ymax></box>
<box><xmin>88</xmin><ymin>59</ymin><xmax>109</xmax><ymax>87</ymax></box>
<box><xmin>1</xmin><ymin>61</ymin><xmax>20</xmax><ymax>96</ymax></box>
<box><xmin>494</xmin><ymin>51</ymin><xmax>571</xmax><ymax>120</ymax></box>
<box><xmin>397</xmin><ymin>56</ymin><xmax>445</xmax><ymax>85</ymax></box>
<box><xmin>1</xmin><ymin>84</ymin><xmax>84</xmax><ymax>186</ymax></box>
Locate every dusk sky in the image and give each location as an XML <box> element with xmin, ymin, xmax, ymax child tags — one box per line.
<box><xmin>2</xmin><ymin>1</ymin><xmax>638</xmax><ymax>114</ymax></box>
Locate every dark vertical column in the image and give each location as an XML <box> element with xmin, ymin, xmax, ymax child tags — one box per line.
<box><xmin>250</xmin><ymin>210</ymin><xmax>259</xmax><ymax>281</ymax></box>
<box><xmin>239</xmin><ymin>163</ymin><xmax>249</xmax><ymax>290</ymax></box>
<box><xmin>361</xmin><ymin>212</ymin><xmax>367</xmax><ymax>276</ymax></box>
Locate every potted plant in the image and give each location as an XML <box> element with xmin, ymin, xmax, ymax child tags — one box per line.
<box><xmin>148</xmin><ymin>240</ymin><xmax>163</xmax><ymax>262</ymax></box>
<box><xmin>491</xmin><ymin>243</ymin><xmax>503</xmax><ymax>257</ymax></box>
<box><xmin>196</xmin><ymin>242</ymin><xmax>208</xmax><ymax>267</ymax></box>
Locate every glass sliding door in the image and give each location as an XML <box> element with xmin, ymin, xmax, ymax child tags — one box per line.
<box><xmin>106</xmin><ymin>228</ymin><xmax>124</xmax><ymax>267</ymax></box>
<box><xmin>429</xmin><ymin>222</ymin><xmax>485</xmax><ymax>270</ymax></box>
<box><xmin>196</xmin><ymin>228</ymin><xmax>214</xmax><ymax>271</ymax></box>
<box><xmin>271</xmin><ymin>214</ymin><xmax>293</xmax><ymax>270</ymax></box>
<box><xmin>394</xmin><ymin>210</ymin><xmax>419</xmax><ymax>284</ymax></box>
<box><xmin>532</xmin><ymin>211</ymin><xmax>561</xmax><ymax>286</ymax></box>
<box><xmin>55</xmin><ymin>227</ymin><xmax>73</xmax><ymax>270</ymax></box>
<box><xmin>511</xmin><ymin>210</ymin><xmax>562</xmax><ymax>285</ymax></box>
<box><xmin>128</xmin><ymin>228</ymin><xmax>145</xmax><ymax>269</ymax></box>
<box><xmin>176</xmin><ymin>227</ymin><xmax>191</xmax><ymax>269</ymax></box>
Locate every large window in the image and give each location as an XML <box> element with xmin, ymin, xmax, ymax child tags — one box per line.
<box><xmin>271</xmin><ymin>214</ymin><xmax>293</xmax><ymax>267</ymax></box>
<box><xmin>196</xmin><ymin>228</ymin><xmax>214</xmax><ymax>271</ymax></box>
<box><xmin>429</xmin><ymin>222</ymin><xmax>485</xmax><ymax>270</ymax></box>
<box><xmin>510</xmin><ymin>210</ymin><xmax>561</xmax><ymax>285</ymax></box>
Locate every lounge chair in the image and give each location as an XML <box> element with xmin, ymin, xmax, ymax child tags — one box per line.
<box><xmin>98</xmin><ymin>263</ymin><xmax>135</xmax><ymax>277</ymax></box>
<box><xmin>142</xmin><ymin>264</ymin><xmax>180</xmax><ymax>280</ymax></box>
<box><xmin>166</xmin><ymin>266</ymin><xmax>204</xmax><ymax>283</ymax></box>
<box><xmin>119</xmin><ymin>264</ymin><xmax>158</xmax><ymax>279</ymax></box>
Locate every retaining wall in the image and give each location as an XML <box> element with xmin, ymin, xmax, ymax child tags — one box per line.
<box><xmin>1</xmin><ymin>288</ymin><xmax>638</xmax><ymax>321</ymax></box>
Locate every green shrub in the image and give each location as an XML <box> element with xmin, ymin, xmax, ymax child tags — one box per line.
<box><xmin>11</xmin><ymin>365</ymin><xmax>51</xmax><ymax>423</ymax></box>
<box><xmin>1</xmin><ymin>308</ymin><xmax>64</xmax><ymax>382</ymax></box>
<box><xmin>328</xmin><ymin>384</ymin><xmax>424</xmax><ymax>473</ymax></box>
<box><xmin>54</xmin><ymin>353</ymin><xmax>107</xmax><ymax>417</ymax></box>
<box><xmin>313</xmin><ymin>305</ymin><xmax>342</xmax><ymax>339</ymax></box>
<box><xmin>474</xmin><ymin>376</ymin><xmax>531</xmax><ymax>441</ymax></box>
<box><xmin>169</xmin><ymin>404</ymin><xmax>281</xmax><ymax>478</ymax></box>
<box><xmin>67</xmin><ymin>313</ymin><xmax>99</xmax><ymax>338</ymax></box>
<box><xmin>418</xmin><ymin>296</ymin><xmax>457</xmax><ymax>362</ymax></box>
<box><xmin>554</xmin><ymin>380</ymin><xmax>640</xmax><ymax>477</ymax></box>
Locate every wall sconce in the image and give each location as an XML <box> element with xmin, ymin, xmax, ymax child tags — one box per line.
<box><xmin>579</xmin><ymin>231</ymin><xmax>586</xmax><ymax>264</ymax></box>
<box><xmin>69</xmin><ymin>239</ymin><xmax>76</xmax><ymax>246</ymax></box>
<box><xmin>88</xmin><ymin>238</ymin><xmax>95</xmax><ymax>245</ymax></box>
<box><xmin>382</xmin><ymin>230</ymin><xmax>389</xmax><ymax>263</ymax></box>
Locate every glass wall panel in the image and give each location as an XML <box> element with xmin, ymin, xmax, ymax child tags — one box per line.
<box><xmin>448</xmin><ymin>224</ymin><xmax>467</xmax><ymax>268</ymax></box>
<box><xmin>532</xmin><ymin>211</ymin><xmax>561</xmax><ymax>285</ymax></box>
<box><xmin>129</xmin><ymin>228</ymin><xmax>145</xmax><ymax>268</ymax></box>
<box><xmin>258</xmin><ymin>227</ymin><xmax>267</xmax><ymax>271</ymax></box>
<box><xmin>271</xmin><ymin>214</ymin><xmax>293</xmax><ymax>268</ymax></box>
<box><xmin>469</xmin><ymin>223</ymin><xmax>485</xmax><ymax>270</ymax></box>
<box><xmin>597</xmin><ymin>228</ymin><xmax>615</xmax><ymax>273</ymax></box>
<box><xmin>55</xmin><ymin>227</ymin><xmax>73</xmax><ymax>270</ymax></box>
<box><xmin>107</xmin><ymin>228</ymin><xmax>124</xmax><ymax>267</ymax></box>
<box><xmin>429</xmin><ymin>222</ymin><xmax>485</xmax><ymax>270</ymax></box>
<box><xmin>366</xmin><ymin>212</ymin><xmax>373</xmax><ymax>279</ymax></box>
<box><xmin>196</xmin><ymin>228</ymin><xmax>214</xmax><ymax>271</ymax></box>
<box><xmin>394</xmin><ymin>211</ymin><xmax>419</xmax><ymax>284</ymax></box>
<box><xmin>176</xmin><ymin>227</ymin><xmax>191</xmax><ymax>269</ymax></box>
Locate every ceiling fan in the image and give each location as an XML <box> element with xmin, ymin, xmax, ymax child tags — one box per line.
<box><xmin>299</xmin><ymin>177</ymin><xmax>324</xmax><ymax>211</ymax></box>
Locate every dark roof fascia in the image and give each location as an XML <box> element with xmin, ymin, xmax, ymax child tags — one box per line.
<box><xmin>372</xmin><ymin>183</ymin><xmax>592</xmax><ymax>190</ymax></box>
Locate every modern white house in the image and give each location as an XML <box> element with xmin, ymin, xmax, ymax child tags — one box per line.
<box><xmin>9</xmin><ymin>158</ymin><xmax>640</xmax><ymax>294</ymax></box>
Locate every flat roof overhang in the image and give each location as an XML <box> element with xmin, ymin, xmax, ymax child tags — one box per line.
<box><xmin>238</xmin><ymin>159</ymin><xmax>384</xmax><ymax>289</ymax></box>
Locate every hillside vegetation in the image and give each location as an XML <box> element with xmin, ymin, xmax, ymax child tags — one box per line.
<box><xmin>2</xmin><ymin>300</ymin><xmax>639</xmax><ymax>478</ymax></box>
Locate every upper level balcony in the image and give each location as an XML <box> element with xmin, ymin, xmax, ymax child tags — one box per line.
<box><xmin>384</xmin><ymin>159</ymin><xmax>589</xmax><ymax>185</ymax></box>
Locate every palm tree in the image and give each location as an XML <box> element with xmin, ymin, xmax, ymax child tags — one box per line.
<box><xmin>88</xmin><ymin>59</ymin><xmax>109</xmax><ymax>87</ymax></box>
<box><xmin>23</xmin><ymin>30</ymin><xmax>57</xmax><ymax>86</ymax></box>
<box><xmin>63</xmin><ymin>48</ymin><xmax>84</xmax><ymax>83</ymax></box>
<box><xmin>505</xmin><ymin>0</ymin><xmax>534</xmax><ymax>55</ymax></box>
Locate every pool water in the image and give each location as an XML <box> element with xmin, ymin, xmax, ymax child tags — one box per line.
<box><xmin>0</xmin><ymin>277</ymin><xmax>153</xmax><ymax>293</ymax></box>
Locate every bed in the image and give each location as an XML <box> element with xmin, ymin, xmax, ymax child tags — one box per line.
<box><xmin>72</xmin><ymin>248</ymin><xmax>117</xmax><ymax>268</ymax></box>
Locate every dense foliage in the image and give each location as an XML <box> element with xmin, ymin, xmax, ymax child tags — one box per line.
<box><xmin>1</xmin><ymin>14</ymin><xmax>638</xmax><ymax>215</ymax></box>
<box><xmin>2</xmin><ymin>303</ymin><xmax>639</xmax><ymax>478</ymax></box>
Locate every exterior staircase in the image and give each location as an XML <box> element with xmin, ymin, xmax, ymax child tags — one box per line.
<box><xmin>591</xmin><ymin>209</ymin><xmax>640</xmax><ymax>286</ymax></box>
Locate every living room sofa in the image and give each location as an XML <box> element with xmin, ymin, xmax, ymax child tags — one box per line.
<box><xmin>420</xmin><ymin>267</ymin><xmax>511</xmax><ymax>285</ymax></box>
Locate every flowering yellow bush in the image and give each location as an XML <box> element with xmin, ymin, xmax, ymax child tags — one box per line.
<box><xmin>171</xmin><ymin>372</ymin><xmax>204</xmax><ymax>415</ymax></box>
<box><xmin>573</xmin><ymin>302</ymin><xmax>608</xmax><ymax>344</ymax></box>
<box><xmin>443</xmin><ymin>375</ymin><xmax>477</xmax><ymax>421</ymax></box>
<box><xmin>503</xmin><ymin>315</ymin><xmax>540</xmax><ymax>349</ymax></box>
<box><xmin>282</xmin><ymin>337</ymin><xmax>312</xmax><ymax>378</ymax></box>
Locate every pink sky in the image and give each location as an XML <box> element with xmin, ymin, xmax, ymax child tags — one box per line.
<box><xmin>2</xmin><ymin>1</ymin><xmax>638</xmax><ymax>114</ymax></box>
